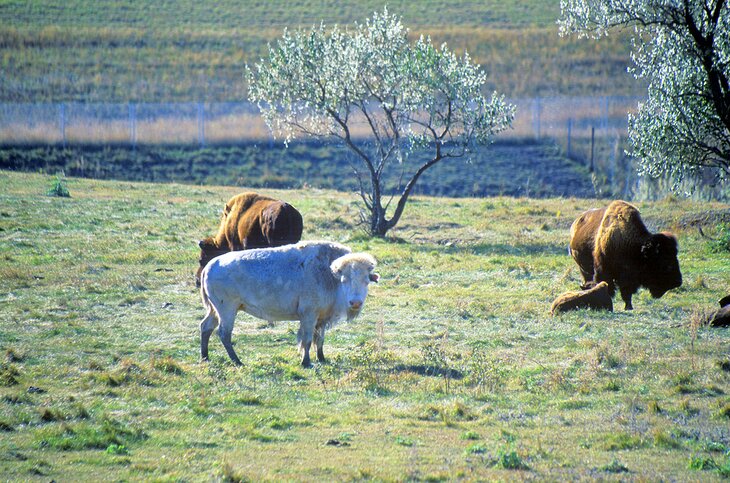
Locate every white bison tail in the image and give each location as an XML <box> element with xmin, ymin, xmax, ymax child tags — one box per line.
<box><xmin>199</xmin><ymin>269</ymin><xmax>219</xmax><ymax>321</ymax></box>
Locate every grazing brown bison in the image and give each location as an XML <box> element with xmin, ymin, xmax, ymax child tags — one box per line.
<box><xmin>196</xmin><ymin>192</ymin><xmax>303</xmax><ymax>286</ymax></box>
<box><xmin>551</xmin><ymin>281</ymin><xmax>613</xmax><ymax>316</ymax></box>
<box><xmin>569</xmin><ymin>200</ymin><xmax>682</xmax><ymax>310</ymax></box>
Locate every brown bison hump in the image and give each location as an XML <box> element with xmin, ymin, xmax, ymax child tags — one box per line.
<box><xmin>212</xmin><ymin>193</ymin><xmax>276</xmax><ymax>249</ymax></box>
<box><xmin>595</xmin><ymin>200</ymin><xmax>650</xmax><ymax>258</ymax></box>
<box><xmin>260</xmin><ymin>201</ymin><xmax>303</xmax><ymax>246</ymax></box>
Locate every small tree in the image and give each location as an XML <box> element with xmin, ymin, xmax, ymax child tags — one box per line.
<box><xmin>559</xmin><ymin>0</ymin><xmax>730</xmax><ymax>186</ymax></box>
<box><xmin>247</xmin><ymin>8</ymin><xmax>514</xmax><ymax>236</ymax></box>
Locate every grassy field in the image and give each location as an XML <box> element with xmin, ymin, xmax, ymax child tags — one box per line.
<box><xmin>0</xmin><ymin>0</ymin><xmax>640</xmax><ymax>102</ymax></box>
<box><xmin>1</xmin><ymin>170</ymin><xmax>729</xmax><ymax>480</ymax></box>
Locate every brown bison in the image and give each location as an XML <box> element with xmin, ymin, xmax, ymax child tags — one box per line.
<box><xmin>705</xmin><ymin>295</ymin><xmax>730</xmax><ymax>327</ymax></box>
<box><xmin>196</xmin><ymin>192</ymin><xmax>303</xmax><ymax>286</ymax></box>
<box><xmin>551</xmin><ymin>281</ymin><xmax>613</xmax><ymax>316</ymax></box>
<box><xmin>569</xmin><ymin>200</ymin><xmax>682</xmax><ymax>310</ymax></box>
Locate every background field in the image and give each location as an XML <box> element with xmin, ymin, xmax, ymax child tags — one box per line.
<box><xmin>0</xmin><ymin>0</ymin><xmax>639</xmax><ymax>102</ymax></box>
<box><xmin>1</xmin><ymin>171</ymin><xmax>728</xmax><ymax>480</ymax></box>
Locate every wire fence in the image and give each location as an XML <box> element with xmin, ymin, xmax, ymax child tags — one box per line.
<box><xmin>0</xmin><ymin>97</ymin><xmax>641</xmax><ymax>149</ymax></box>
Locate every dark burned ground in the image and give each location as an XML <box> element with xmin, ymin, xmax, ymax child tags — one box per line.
<box><xmin>415</xmin><ymin>140</ymin><xmax>594</xmax><ymax>198</ymax></box>
<box><xmin>1</xmin><ymin>139</ymin><xmax>595</xmax><ymax>198</ymax></box>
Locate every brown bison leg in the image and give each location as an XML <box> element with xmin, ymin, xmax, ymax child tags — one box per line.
<box><xmin>199</xmin><ymin>309</ymin><xmax>219</xmax><ymax>362</ymax></box>
<box><xmin>619</xmin><ymin>285</ymin><xmax>636</xmax><ymax>311</ymax></box>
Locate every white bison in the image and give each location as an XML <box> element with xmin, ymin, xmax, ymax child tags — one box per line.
<box><xmin>199</xmin><ymin>241</ymin><xmax>379</xmax><ymax>367</ymax></box>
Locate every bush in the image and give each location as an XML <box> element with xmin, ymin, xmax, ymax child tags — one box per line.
<box><xmin>46</xmin><ymin>174</ymin><xmax>70</xmax><ymax>197</ymax></box>
<box><xmin>709</xmin><ymin>223</ymin><xmax>730</xmax><ymax>253</ymax></box>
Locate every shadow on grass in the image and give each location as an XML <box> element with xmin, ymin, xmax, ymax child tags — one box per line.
<box><xmin>410</xmin><ymin>242</ymin><xmax>567</xmax><ymax>257</ymax></box>
<box><xmin>393</xmin><ymin>364</ymin><xmax>464</xmax><ymax>380</ymax></box>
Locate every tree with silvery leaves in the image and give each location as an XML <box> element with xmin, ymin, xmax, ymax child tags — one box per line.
<box><xmin>559</xmin><ymin>0</ymin><xmax>730</xmax><ymax>188</ymax></box>
<box><xmin>247</xmin><ymin>8</ymin><xmax>514</xmax><ymax>236</ymax></box>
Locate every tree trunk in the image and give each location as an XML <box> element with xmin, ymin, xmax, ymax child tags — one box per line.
<box><xmin>370</xmin><ymin>203</ymin><xmax>389</xmax><ymax>237</ymax></box>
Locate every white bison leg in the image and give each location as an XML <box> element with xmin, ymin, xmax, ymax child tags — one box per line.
<box><xmin>199</xmin><ymin>307</ymin><xmax>219</xmax><ymax>362</ymax></box>
<box><xmin>313</xmin><ymin>325</ymin><xmax>326</xmax><ymax>363</ymax></box>
<box><xmin>297</xmin><ymin>315</ymin><xmax>316</xmax><ymax>368</ymax></box>
<box><xmin>216</xmin><ymin>302</ymin><xmax>243</xmax><ymax>366</ymax></box>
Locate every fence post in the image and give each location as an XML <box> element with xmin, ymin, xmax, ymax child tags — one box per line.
<box><xmin>59</xmin><ymin>103</ymin><xmax>66</xmax><ymax>147</ymax></box>
<box><xmin>534</xmin><ymin>97</ymin><xmax>541</xmax><ymax>139</ymax></box>
<box><xmin>197</xmin><ymin>102</ymin><xmax>205</xmax><ymax>147</ymax></box>
<box><xmin>567</xmin><ymin>118</ymin><xmax>572</xmax><ymax>158</ymax></box>
<box><xmin>128</xmin><ymin>103</ymin><xmax>137</xmax><ymax>150</ymax></box>
<box><xmin>589</xmin><ymin>126</ymin><xmax>595</xmax><ymax>173</ymax></box>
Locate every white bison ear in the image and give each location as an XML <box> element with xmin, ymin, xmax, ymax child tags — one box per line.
<box><xmin>369</xmin><ymin>272</ymin><xmax>380</xmax><ymax>283</ymax></box>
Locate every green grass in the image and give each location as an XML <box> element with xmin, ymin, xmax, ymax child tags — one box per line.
<box><xmin>1</xmin><ymin>170</ymin><xmax>729</xmax><ymax>480</ymax></box>
<box><xmin>0</xmin><ymin>0</ymin><xmax>640</xmax><ymax>102</ymax></box>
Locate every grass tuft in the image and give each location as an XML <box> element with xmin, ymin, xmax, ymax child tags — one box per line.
<box><xmin>688</xmin><ymin>455</ymin><xmax>718</xmax><ymax>471</ymax></box>
<box><xmin>0</xmin><ymin>364</ymin><xmax>20</xmax><ymax>387</ymax></box>
<box><xmin>36</xmin><ymin>417</ymin><xmax>147</xmax><ymax>451</ymax></box>
<box><xmin>151</xmin><ymin>355</ymin><xmax>185</xmax><ymax>375</ymax></box>
<box><xmin>460</xmin><ymin>430</ymin><xmax>480</xmax><ymax>440</ymax></box>
<box><xmin>602</xmin><ymin>432</ymin><xmax>645</xmax><ymax>451</ymax></box>
<box><xmin>715</xmin><ymin>402</ymin><xmax>730</xmax><ymax>419</ymax></box>
<box><xmin>39</xmin><ymin>408</ymin><xmax>65</xmax><ymax>423</ymax></box>
<box><xmin>216</xmin><ymin>460</ymin><xmax>250</xmax><ymax>483</ymax></box>
<box><xmin>5</xmin><ymin>348</ymin><xmax>25</xmax><ymax>363</ymax></box>
<box><xmin>0</xmin><ymin>420</ymin><xmax>15</xmax><ymax>432</ymax></box>
<box><xmin>600</xmin><ymin>459</ymin><xmax>629</xmax><ymax>473</ymax></box>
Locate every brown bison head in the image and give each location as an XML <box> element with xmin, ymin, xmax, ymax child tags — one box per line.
<box><xmin>195</xmin><ymin>238</ymin><xmax>228</xmax><ymax>287</ymax></box>
<box><xmin>640</xmin><ymin>232</ymin><xmax>682</xmax><ymax>298</ymax></box>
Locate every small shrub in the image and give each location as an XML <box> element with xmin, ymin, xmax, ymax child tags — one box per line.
<box><xmin>465</xmin><ymin>443</ymin><xmax>487</xmax><ymax>455</ymax></box>
<box><xmin>494</xmin><ymin>447</ymin><xmax>529</xmax><ymax>470</ymax></box>
<box><xmin>395</xmin><ymin>435</ymin><xmax>415</xmax><ymax>447</ymax></box>
<box><xmin>46</xmin><ymin>174</ymin><xmax>71</xmax><ymax>198</ymax></box>
<box><xmin>467</xmin><ymin>351</ymin><xmax>507</xmax><ymax>394</ymax></box>
<box><xmin>708</xmin><ymin>223</ymin><xmax>730</xmax><ymax>253</ymax></box>
<box><xmin>105</xmin><ymin>444</ymin><xmax>129</xmax><ymax>455</ymax></box>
